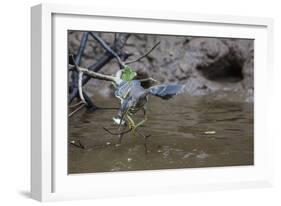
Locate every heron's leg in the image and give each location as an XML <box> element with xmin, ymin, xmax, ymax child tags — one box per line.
<box><xmin>126</xmin><ymin>115</ymin><xmax>137</xmax><ymax>137</ymax></box>
<box><xmin>126</xmin><ymin>114</ymin><xmax>135</xmax><ymax>128</ymax></box>
<box><xmin>133</xmin><ymin>108</ymin><xmax>147</xmax><ymax>131</ymax></box>
<box><xmin>116</xmin><ymin>114</ymin><xmax>131</xmax><ymax>145</ymax></box>
<box><xmin>126</xmin><ymin>109</ymin><xmax>147</xmax><ymax>137</ymax></box>
<box><xmin>117</xmin><ymin>120</ymin><xmax>125</xmax><ymax>145</ymax></box>
<box><xmin>134</xmin><ymin>118</ymin><xmax>147</xmax><ymax>130</ymax></box>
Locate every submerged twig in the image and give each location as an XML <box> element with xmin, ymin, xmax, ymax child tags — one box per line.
<box><xmin>69</xmin><ymin>139</ymin><xmax>85</xmax><ymax>149</ymax></box>
<box><xmin>69</xmin><ymin>101</ymin><xmax>84</xmax><ymax>108</ymax></box>
<box><xmin>98</xmin><ymin>107</ymin><xmax>119</xmax><ymax>110</ymax></box>
<box><xmin>69</xmin><ymin>104</ymin><xmax>85</xmax><ymax>117</ymax></box>
<box><xmin>103</xmin><ymin>127</ymin><xmax>132</xmax><ymax>136</ymax></box>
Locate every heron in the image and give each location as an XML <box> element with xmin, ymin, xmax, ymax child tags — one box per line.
<box><xmin>104</xmin><ymin>69</ymin><xmax>185</xmax><ymax>145</ymax></box>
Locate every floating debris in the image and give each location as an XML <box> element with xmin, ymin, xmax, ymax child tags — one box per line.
<box><xmin>196</xmin><ymin>151</ymin><xmax>209</xmax><ymax>159</ymax></box>
<box><xmin>204</xmin><ymin>131</ymin><xmax>216</xmax><ymax>135</ymax></box>
<box><xmin>69</xmin><ymin>139</ymin><xmax>85</xmax><ymax>149</ymax></box>
<box><xmin>182</xmin><ymin>153</ymin><xmax>193</xmax><ymax>159</ymax></box>
<box><xmin>127</xmin><ymin>158</ymin><xmax>132</xmax><ymax>162</ymax></box>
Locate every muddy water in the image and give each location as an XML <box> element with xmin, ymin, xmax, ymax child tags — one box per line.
<box><xmin>68</xmin><ymin>94</ymin><xmax>253</xmax><ymax>174</ymax></box>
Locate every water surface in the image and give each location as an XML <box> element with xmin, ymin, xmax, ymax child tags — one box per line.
<box><xmin>68</xmin><ymin>94</ymin><xmax>253</xmax><ymax>173</ymax></box>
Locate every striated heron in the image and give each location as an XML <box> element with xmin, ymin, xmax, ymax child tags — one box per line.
<box><xmin>104</xmin><ymin>70</ymin><xmax>185</xmax><ymax>146</ymax></box>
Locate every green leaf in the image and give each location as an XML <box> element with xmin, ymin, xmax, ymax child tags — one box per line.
<box><xmin>121</xmin><ymin>66</ymin><xmax>137</xmax><ymax>81</ymax></box>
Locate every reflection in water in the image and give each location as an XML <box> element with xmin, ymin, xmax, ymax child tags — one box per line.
<box><xmin>68</xmin><ymin>94</ymin><xmax>253</xmax><ymax>174</ymax></box>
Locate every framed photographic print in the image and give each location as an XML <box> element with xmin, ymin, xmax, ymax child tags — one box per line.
<box><xmin>31</xmin><ymin>3</ymin><xmax>274</xmax><ymax>201</ymax></box>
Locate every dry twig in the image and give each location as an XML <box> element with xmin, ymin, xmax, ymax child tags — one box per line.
<box><xmin>125</xmin><ymin>41</ymin><xmax>160</xmax><ymax>64</ymax></box>
<box><xmin>69</xmin><ymin>104</ymin><xmax>85</xmax><ymax>117</ymax></box>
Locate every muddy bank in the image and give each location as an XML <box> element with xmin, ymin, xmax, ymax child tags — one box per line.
<box><xmin>68</xmin><ymin>32</ymin><xmax>254</xmax><ymax>102</ymax></box>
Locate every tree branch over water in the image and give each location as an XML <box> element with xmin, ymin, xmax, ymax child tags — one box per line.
<box><xmin>68</xmin><ymin>32</ymin><xmax>160</xmax><ymax>117</ymax></box>
<box><xmin>69</xmin><ymin>64</ymin><xmax>117</xmax><ymax>82</ymax></box>
<box><xmin>68</xmin><ymin>32</ymin><xmax>130</xmax><ymax>106</ymax></box>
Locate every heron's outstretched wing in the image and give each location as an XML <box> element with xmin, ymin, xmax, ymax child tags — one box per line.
<box><xmin>146</xmin><ymin>84</ymin><xmax>184</xmax><ymax>99</ymax></box>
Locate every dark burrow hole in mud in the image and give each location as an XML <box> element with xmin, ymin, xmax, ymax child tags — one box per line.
<box><xmin>197</xmin><ymin>55</ymin><xmax>244</xmax><ymax>83</ymax></box>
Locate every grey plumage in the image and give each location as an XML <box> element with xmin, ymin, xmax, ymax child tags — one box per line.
<box><xmin>147</xmin><ymin>84</ymin><xmax>184</xmax><ymax>99</ymax></box>
<box><xmin>114</xmin><ymin>80</ymin><xmax>184</xmax><ymax>118</ymax></box>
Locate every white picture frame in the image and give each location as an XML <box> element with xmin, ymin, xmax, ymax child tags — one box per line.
<box><xmin>31</xmin><ymin>3</ymin><xmax>274</xmax><ymax>202</ymax></box>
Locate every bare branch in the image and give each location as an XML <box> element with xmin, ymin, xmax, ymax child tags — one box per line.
<box><xmin>68</xmin><ymin>33</ymin><xmax>130</xmax><ymax>106</ymax></box>
<box><xmin>138</xmin><ymin>77</ymin><xmax>159</xmax><ymax>83</ymax></box>
<box><xmin>114</xmin><ymin>33</ymin><xmax>130</xmax><ymax>53</ymax></box>
<box><xmin>69</xmin><ymin>88</ymin><xmax>78</xmax><ymax>103</ymax></box>
<box><xmin>70</xmin><ymin>32</ymin><xmax>89</xmax><ymax>93</ymax></box>
<box><xmin>75</xmin><ymin>32</ymin><xmax>89</xmax><ymax>64</ymax></box>
<box><xmin>69</xmin><ymin>64</ymin><xmax>117</xmax><ymax>82</ymax></box>
<box><xmin>83</xmin><ymin>34</ymin><xmax>130</xmax><ymax>85</ymax></box>
<box><xmin>78</xmin><ymin>71</ymin><xmax>87</xmax><ymax>104</ymax></box>
<box><xmin>89</xmin><ymin>32</ymin><xmax>126</xmax><ymax>67</ymax></box>
<box><xmin>125</xmin><ymin>41</ymin><xmax>160</xmax><ymax>64</ymax></box>
<box><xmin>70</xmin><ymin>54</ymin><xmax>87</xmax><ymax>105</ymax></box>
